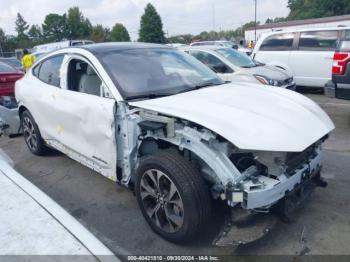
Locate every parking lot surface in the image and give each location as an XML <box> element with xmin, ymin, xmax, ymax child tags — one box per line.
<box><xmin>0</xmin><ymin>94</ymin><xmax>349</xmax><ymax>256</ymax></box>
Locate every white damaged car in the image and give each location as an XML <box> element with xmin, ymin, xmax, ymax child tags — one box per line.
<box><xmin>15</xmin><ymin>43</ymin><xmax>334</xmax><ymax>245</ymax></box>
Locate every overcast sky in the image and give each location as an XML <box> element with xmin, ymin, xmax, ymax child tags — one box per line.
<box><xmin>0</xmin><ymin>0</ymin><xmax>289</xmax><ymax>40</ymax></box>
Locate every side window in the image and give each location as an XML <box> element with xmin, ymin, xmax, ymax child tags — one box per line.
<box><xmin>298</xmin><ymin>30</ymin><xmax>338</xmax><ymax>51</ymax></box>
<box><xmin>345</xmin><ymin>30</ymin><xmax>350</xmax><ymax>40</ymax></box>
<box><xmin>260</xmin><ymin>33</ymin><xmax>295</xmax><ymax>51</ymax></box>
<box><xmin>190</xmin><ymin>51</ymin><xmax>233</xmax><ymax>74</ymax></box>
<box><xmin>67</xmin><ymin>59</ymin><xmax>104</xmax><ymax>97</ymax></box>
<box><xmin>37</xmin><ymin>55</ymin><xmax>64</xmax><ymax>87</ymax></box>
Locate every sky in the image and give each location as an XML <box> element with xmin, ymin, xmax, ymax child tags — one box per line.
<box><xmin>0</xmin><ymin>0</ymin><xmax>289</xmax><ymax>40</ymax></box>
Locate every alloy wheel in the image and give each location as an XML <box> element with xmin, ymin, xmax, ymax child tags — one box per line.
<box><xmin>140</xmin><ymin>169</ymin><xmax>184</xmax><ymax>233</ymax></box>
<box><xmin>22</xmin><ymin>116</ymin><xmax>38</xmax><ymax>152</ymax></box>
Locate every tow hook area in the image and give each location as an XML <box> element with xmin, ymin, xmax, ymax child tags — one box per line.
<box><xmin>273</xmin><ymin>172</ymin><xmax>328</xmax><ymax>222</ymax></box>
<box><xmin>213</xmin><ymin>173</ymin><xmax>328</xmax><ymax>247</ymax></box>
<box><xmin>213</xmin><ymin>209</ymin><xmax>278</xmax><ymax>247</ymax></box>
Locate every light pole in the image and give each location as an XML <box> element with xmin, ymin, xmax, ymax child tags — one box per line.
<box><xmin>254</xmin><ymin>0</ymin><xmax>257</xmax><ymax>43</ymax></box>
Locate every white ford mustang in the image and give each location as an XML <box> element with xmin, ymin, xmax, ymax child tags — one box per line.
<box><xmin>15</xmin><ymin>43</ymin><xmax>334</xmax><ymax>245</ymax></box>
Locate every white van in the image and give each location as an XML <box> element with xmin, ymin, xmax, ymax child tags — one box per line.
<box><xmin>32</xmin><ymin>40</ymin><xmax>94</xmax><ymax>54</ymax></box>
<box><xmin>252</xmin><ymin>27</ymin><xmax>350</xmax><ymax>88</ymax></box>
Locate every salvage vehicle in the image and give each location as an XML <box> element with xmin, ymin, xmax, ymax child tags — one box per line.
<box><xmin>15</xmin><ymin>43</ymin><xmax>334</xmax><ymax>245</ymax></box>
<box><xmin>180</xmin><ymin>46</ymin><xmax>296</xmax><ymax>90</ymax></box>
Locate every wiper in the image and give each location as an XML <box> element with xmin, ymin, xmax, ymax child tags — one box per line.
<box><xmin>126</xmin><ymin>93</ymin><xmax>171</xmax><ymax>101</ymax></box>
<box><xmin>176</xmin><ymin>81</ymin><xmax>223</xmax><ymax>95</ymax></box>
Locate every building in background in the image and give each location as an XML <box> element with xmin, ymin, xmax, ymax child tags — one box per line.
<box><xmin>245</xmin><ymin>14</ymin><xmax>350</xmax><ymax>43</ymax></box>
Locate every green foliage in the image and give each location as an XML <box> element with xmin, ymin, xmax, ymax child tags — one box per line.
<box><xmin>28</xmin><ymin>25</ymin><xmax>43</xmax><ymax>45</ymax></box>
<box><xmin>42</xmin><ymin>14</ymin><xmax>67</xmax><ymax>42</ymax></box>
<box><xmin>287</xmin><ymin>0</ymin><xmax>350</xmax><ymax>20</ymax></box>
<box><xmin>110</xmin><ymin>23</ymin><xmax>130</xmax><ymax>42</ymax></box>
<box><xmin>15</xmin><ymin>13</ymin><xmax>29</xmax><ymax>40</ymax></box>
<box><xmin>265</xmin><ymin>17</ymin><xmax>287</xmax><ymax>24</ymax></box>
<box><xmin>66</xmin><ymin>7</ymin><xmax>92</xmax><ymax>39</ymax></box>
<box><xmin>90</xmin><ymin>24</ymin><xmax>110</xmax><ymax>43</ymax></box>
<box><xmin>139</xmin><ymin>3</ymin><xmax>165</xmax><ymax>43</ymax></box>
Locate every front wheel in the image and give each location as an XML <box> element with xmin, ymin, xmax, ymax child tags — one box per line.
<box><xmin>135</xmin><ymin>151</ymin><xmax>211</xmax><ymax>243</ymax></box>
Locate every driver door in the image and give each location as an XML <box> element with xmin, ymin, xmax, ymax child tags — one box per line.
<box><xmin>47</xmin><ymin>54</ymin><xmax>117</xmax><ymax>180</ymax></box>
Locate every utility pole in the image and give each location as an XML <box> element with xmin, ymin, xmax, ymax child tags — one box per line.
<box><xmin>254</xmin><ymin>0</ymin><xmax>257</xmax><ymax>43</ymax></box>
<box><xmin>212</xmin><ymin>4</ymin><xmax>216</xmax><ymax>31</ymax></box>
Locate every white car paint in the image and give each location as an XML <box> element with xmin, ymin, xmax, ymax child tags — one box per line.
<box><xmin>130</xmin><ymin>82</ymin><xmax>334</xmax><ymax>152</ymax></box>
<box><xmin>253</xmin><ymin>27</ymin><xmax>347</xmax><ymax>88</ymax></box>
<box><xmin>14</xmin><ymin>44</ymin><xmax>335</xmax><ymax>240</ymax></box>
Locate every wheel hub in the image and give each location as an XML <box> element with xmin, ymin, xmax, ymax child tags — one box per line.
<box><xmin>140</xmin><ymin>169</ymin><xmax>184</xmax><ymax>233</ymax></box>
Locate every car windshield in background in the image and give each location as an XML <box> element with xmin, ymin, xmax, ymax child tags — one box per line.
<box><xmin>0</xmin><ymin>58</ymin><xmax>22</xmax><ymax>68</ymax></box>
<box><xmin>0</xmin><ymin>62</ymin><xmax>17</xmax><ymax>73</ymax></box>
<box><xmin>100</xmin><ymin>48</ymin><xmax>224</xmax><ymax>100</ymax></box>
<box><xmin>216</xmin><ymin>48</ymin><xmax>256</xmax><ymax>68</ymax></box>
<box><xmin>220</xmin><ymin>41</ymin><xmax>237</xmax><ymax>48</ymax></box>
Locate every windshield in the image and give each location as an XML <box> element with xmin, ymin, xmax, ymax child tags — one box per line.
<box><xmin>220</xmin><ymin>41</ymin><xmax>237</xmax><ymax>48</ymax></box>
<box><xmin>99</xmin><ymin>48</ymin><xmax>224</xmax><ymax>100</ymax></box>
<box><xmin>216</xmin><ymin>48</ymin><xmax>256</xmax><ymax>68</ymax></box>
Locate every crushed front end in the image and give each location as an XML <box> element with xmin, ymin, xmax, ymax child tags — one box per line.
<box><xmin>214</xmin><ymin>138</ymin><xmax>328</xmax><ymax>246</ymax></box>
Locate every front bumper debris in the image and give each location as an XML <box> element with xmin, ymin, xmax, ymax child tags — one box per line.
<box><xmin>214</xmin><ymin>171</ymin><xmax>327</xmax><ymax>247</ymax></box>
<box><xmin>213</xmin><ymin>210</ymin><xmax>278</xmax><ymax>247</ymax></box>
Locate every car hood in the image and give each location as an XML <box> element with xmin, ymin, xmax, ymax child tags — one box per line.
<box><xmin>130</xmin><ymin>83</ymin><xmax>334</xmax><ymax>152</ymax></box>
<box><xmin>241</xmin><ymin>65</ymin><xmax>291</xmax><ymax>81</ymax></box>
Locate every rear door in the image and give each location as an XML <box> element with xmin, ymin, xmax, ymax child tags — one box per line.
<box><xmin>289</xmin><ymin>30</ymin><xmax>339</xmax><ymax>87</ymax></box>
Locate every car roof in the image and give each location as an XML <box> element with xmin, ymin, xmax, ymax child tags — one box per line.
<box><xmin>259</xmin><ymin>26</ymin><xmax>350</xmax><ymax>39</ymax></box>
<box><xmin>80</xmin><ymin>42</ymin><xmax>171</xmax><ymax>54</ymax></box>
<box><xmin>179</xmin><ymin>45</ymin><xmax>228</xmax><ymax>52</ymax></box>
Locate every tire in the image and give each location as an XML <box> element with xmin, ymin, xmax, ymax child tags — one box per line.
<box><xmin>21</xmin><ymin>110</ymin><xmax>47</xmax><ymax>155</ymax></box>
<box><xmin>135</xmin><ymin>150</ymin><xmax>211</xmax><ymax>243</ymax></box>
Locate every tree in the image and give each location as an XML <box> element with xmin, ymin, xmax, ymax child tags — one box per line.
<box><xmin>28</xmin><ymin>25</ymin><xmax>43</xmax><ymax>44</ymax></box>
<box><xmin>66</xmin><ymin>7</ymin><xmax>91</xmax><ymax>39</ymax></box>
<box><xmin>110</xmin><ymin>23</ymin><xmax>130</xmax><ymax>42</ymax></box>
<box><xmin>15</xmin><ymin>13</ymin><xmax>29</xmax><ymax>40</ymax></box>
<box><xmin>139</xmin><ymin>3</ymin><xmax>165</xmax><ymax>43</ymax></box>
<box><xmin>287</xmin><ymin>0</ymin><xmax>350</xmax><ymax>20</ymax></box>
<box><xmin>42</xmin><ymin>14</ymin><xmax>67</xmax><ymax>41</ymax></box>
<box><xmin>90</xmin><ymin>24</ymin><xmax>110</xmax><ymax>42</ymax></box>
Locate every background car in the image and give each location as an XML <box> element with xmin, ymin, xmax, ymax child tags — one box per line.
<box><xmin>180</xmin><ymin>46</ymin><xmax>296</xmax><ymax>90</ymax></box>
<box><xmin>252</xmin><ymin>27</ymin><xmax>350</xmax><ymax>89</ymax></box>
<box><xmin>0</xmin><ymin>62</ymin><xmax>24</xmax><ymax>97</ymax></box>
<box><xmin>0</xmin><ymin>57</ymin><xmax>24</xmax><ymax>72</ymax></box>
<box><xmin>329</xmin><ymin>38</ymin><xmax>350</xmax><ymax>100</ymax></box>
<box><xmin>190</xmin><ymin>40</ymin><xmax>239</xmax><ymax>49</ymax></box>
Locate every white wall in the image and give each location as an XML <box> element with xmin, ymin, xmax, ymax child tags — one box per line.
<box><xmin>245</xmin><ymin>20</ymin><xmax>350</xmax><ymax>42</ymax></box>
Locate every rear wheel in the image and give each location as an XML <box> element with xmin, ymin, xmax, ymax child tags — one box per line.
<box><xmin>135</xmin><ymin>151</ymin><xmax>211</xmax><ymax>243</ymax></box>
<box><xmin>21</xmin><ymin>110</ymin><xmax>47</xmax><ymax>155</ymax></box>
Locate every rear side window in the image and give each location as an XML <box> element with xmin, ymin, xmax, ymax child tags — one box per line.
<box><xmin>37</xmin><ymin>55</ymin><xmax>64</xmax><ymax>87</ymax></box>
<box><xmin>345</xmin><ymin>30</ymin><xmax>350</xmax><ymax>40</ymax></box>
<box><xmin>260</xmin><ymin>33</ymin><xmax>294</xmax><ymax>51</ymax></box>
<box><xmin>298</xmin><ymin>31</ymin><xmax>338</xmax><ymax>51</ymax></box>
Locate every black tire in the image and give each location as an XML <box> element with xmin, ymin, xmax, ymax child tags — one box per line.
<box><xmin>135</xmin><ymin>150</ymin><xmax>211</xmax><ymax>243</ymax></box>
<box><xmin>21</xmin><ymin>110</ymin><xmax>47</xmax><ymax>155</ymax></box>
